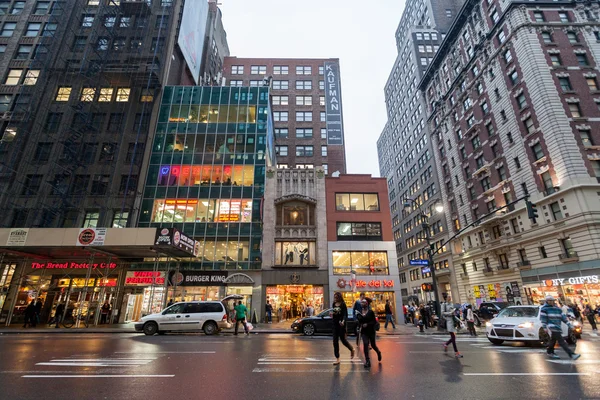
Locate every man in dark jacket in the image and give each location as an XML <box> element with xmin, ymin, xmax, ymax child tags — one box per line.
<box><xmin>23</xmin><ymin>301</ymin><xmax>36</xmax><ymax>328</ymax></box>
<box><xmin>541</xmin><ymin>295</ymin><xmax>580</xmax><ymax>360</ymax></box>
<box><xmin>54</xmin><ymin>302</ymin><xmax>65</xmax><ymax>328</ymax></box>
<box><xmin>34</xmin><ymin>299</ymin><xmax>43</xmax><ymax>327</ymax></box>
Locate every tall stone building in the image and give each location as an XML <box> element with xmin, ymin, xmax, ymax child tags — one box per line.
<box><xmin>420</xmin><ymin>0</ymin><xmax>600</xmax><ymax>307</ymax></box>
<box><xmin>377</xmin><ymin>0</ymin><xmax>464</xmax><ymax>305</ymax></box>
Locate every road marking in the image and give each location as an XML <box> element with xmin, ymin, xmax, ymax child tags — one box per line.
<box><xmin>159</xmin><ymin>341</ymin><xmax>233</xmax><ymax>344</ymax></box>
<box><xmin>22</xmin><ymin>375</ymin><xmax>175</xmax><ymax>378</ymax></box>
<box><xmin>464</xmin><ymin>373</ymin><xmax>590</xmax><ymax>376</ymax></box>
<box><xmin>45</xmin><ymin>359</ymin><xmax>156</xmax><ymax>362</ymax></box>
<box><xmin>253</xmin><ymin>368</ymin><xmax>369</xmax><ymax>373</ymax></box>
<box><xmin>35</xmin><ymin>358</ymin><xmax>156</xmax><ymax>367</ymax></box>
<box><xmin>115</xmin><ymin>351</ymin><xmax>215</xmax><ymax>354</ymax></box>
<box><xmin>547</xmin><ymin>360</ymin><xmax>600</xmax><ymax>364</ymax></box>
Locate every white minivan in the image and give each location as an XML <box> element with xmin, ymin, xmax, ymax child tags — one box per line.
<box><xmin>135</xmin><ymin>301</ymin><xmax>232</xmax><ymax>336</ymax></box>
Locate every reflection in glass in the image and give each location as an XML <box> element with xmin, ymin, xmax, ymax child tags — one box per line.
<box><xmin>332</xmin><ymin>252</ymin><xmax>389</xmax><ymax>275</ymax></box>
<box><xmin>275</xmin><ymin>242</ymin><xmax>316</xmax><ymax>265</ymax></box>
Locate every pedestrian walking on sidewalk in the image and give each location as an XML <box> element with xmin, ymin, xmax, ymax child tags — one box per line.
<box><xmin>357</xmin><ymin>298</ymin><xmax>381</xmax><ymax>368</ymax></box>
<box><xmin>34</xmin><ymin>299</ymin><xmax>43</xmax><ymax>326</ymax></box>
<box><xmin>384</xmin><ymin>299</ymin><xmax>396</xmax><ymax>329</ymax></box>
<box><xmin>466</xmin><ymin>305</ymin><xmax>477</xmax><ymax>336</ymax></box>
<box><xmin>541</xmin><ymin>295</ymin><xmax>581</xmax><ymax>360</ymax></box>
<box><xmin>265</xmin><ymin>301</ymin><xmax>273</xmax><ymax>324</ymax></box>
<box><xmin>100</xmin><ymin>301</ymin><xmax>110</xmax><ymax>324</ymax></box>
<box><xmin>234</xmin><ymin>301</ymin><xmax>249</xmax><ymax>336</ymax></box>
<box><xmin>332</xmin><ymin>292</ymin><xmax>355</xmax><ymax>365</ymax></box>
<box><xmin>53</xmin><ymin>302</ymin><xmax>65</xmax><ymax>328</ymax></box>
<box><xmin>441</xmin><ymin>293</ymin><xmax>462</xmax><ymax>358</ymax></box>
<box><xmin>23</xmin><ymin>301</ymin><xmax>36</xmax><ymax>328</ymax></box>
<box><xmin>584</xmin><ymin>304</ymin><xmax>597</xmax><ymax>331</ymax></box>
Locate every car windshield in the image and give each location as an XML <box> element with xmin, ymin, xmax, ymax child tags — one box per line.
<box><xmin>497</xmin><ymin>307</ymin><xmax>539</xmax><ymax>318</ymax></box>
<box><xmin>317</xmin><ymin>309</ymin><xmax>332</xmax><ymax>317</ymax></box>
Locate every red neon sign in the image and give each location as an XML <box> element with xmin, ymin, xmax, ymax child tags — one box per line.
<box><xmin>354</xmin><ymin>280</ymin><xmax>394</xmax><ymax>288</ymax></box>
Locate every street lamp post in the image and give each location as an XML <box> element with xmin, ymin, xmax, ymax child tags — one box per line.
<box><xmin>403</xmin><ymin>199</ymin><xmax>444</xmax><ymax>325</ymax></box>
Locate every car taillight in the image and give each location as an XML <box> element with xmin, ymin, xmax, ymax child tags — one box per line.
<box><xmin>222</xmin><ymin>314</ymin><xmax>227</xmax><ymax>321</ymax></box>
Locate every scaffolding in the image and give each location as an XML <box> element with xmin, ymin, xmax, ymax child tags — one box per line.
<box><xmin>0</xmin><ymin>0</ymin><xmax>175</xmax><ymax>229</ymax></box>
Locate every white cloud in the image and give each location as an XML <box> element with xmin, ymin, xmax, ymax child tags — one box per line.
<box><xmin>219</xmin><ymin>0</ymin><xmax>406</xmax><ymax>177</ymax></box>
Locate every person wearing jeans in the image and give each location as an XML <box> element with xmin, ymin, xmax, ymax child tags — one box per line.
<box><xmin>357</xmin><ymin>298</ymin><xmax>381</xmax><ymax>368</ymax></box>
<box><xmin>384</xmin><ymin>300</ymin><xmax>396</xmax><ymax>329</ymax></box>
<box><xmin>541</xmin><ymin>295</ymin><xmax>580</xmax><ymax>360</ymax></box>
<box><xmin>466</xmin><ymin>305</ymin><xmax>477</xmax><ymax>336</ymax></box>
<box><xmin>331</xmin><ymin>292</ymin><xmax>355</xmax><ymax>365</ymax></box>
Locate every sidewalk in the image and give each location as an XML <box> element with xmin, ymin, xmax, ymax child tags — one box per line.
<box><xmin>0</xmin><ymin>321</ymin><xmax>485</xmax><ymax>335</ymax></box>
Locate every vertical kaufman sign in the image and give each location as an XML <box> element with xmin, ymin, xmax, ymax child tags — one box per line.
<box><xmin>324</xmin><ymin>61</ymin><xmax>344</xmax><ymax>145</ymax></box>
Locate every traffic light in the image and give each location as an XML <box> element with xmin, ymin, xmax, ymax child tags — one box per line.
<box><xmin>526</xmin><ymin>200</ymin><xmax>538</xmax><ymax>222</ymax></box>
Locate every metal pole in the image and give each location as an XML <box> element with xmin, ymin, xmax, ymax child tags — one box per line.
<box><xmin>76</xmin><ymin>253</ymin><xmax>94</xmax><ymax>328</ymax></box>
<box><xmin>5</xmin><ymin>261</ymin><xmax>26</xmax><ymax>326</ymax></box>
<box><xmin>423</xmin><ymin>215</ymin><xmax>441</xmax><ymax>328</ymax></box>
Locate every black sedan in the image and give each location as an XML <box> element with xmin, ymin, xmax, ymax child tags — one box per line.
<box><xmin>291</xmin><ymin>308</ymin><xmax>358</xmax><ymax>336</ymax></box>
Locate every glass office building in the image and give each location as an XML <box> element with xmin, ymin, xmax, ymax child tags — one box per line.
<box><xmin>138</xmin><ymin>86</ymin><xmax>272</xmax><ymax>271</ymax></box>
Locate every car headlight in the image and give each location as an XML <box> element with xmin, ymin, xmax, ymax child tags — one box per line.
<box><xmin>573</xmin><ymin>321</ymin><xmax>581</xmax><ymax>327</ymax></box>
<box><xmin>485</xmin><ymin>321</ymin><xmax>492</xmax><ymax>327</ymax></box>
<box><xmin>517</xmin><ymin>322</ymin><xmax>534</xmax><ymax>328</ymax></box>
<box><xmin>293</xmin><ymin>319</ymin><xmax>300</xmax><ymax>324</ymax></box>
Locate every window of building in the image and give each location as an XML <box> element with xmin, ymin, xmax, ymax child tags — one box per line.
<box><xmin>569</xmin><ymin>103</ymin><xmax>582</xmax><ymax>118</ymax></box>
<box><xmin>11</xmin><ymin>1</ymin><xmax>24</xmax><ymax>14</ymax></box>
<box><xmin>91</xmin><ymin>175</ymin><xmax>109</xmax><ymax>195</ymax></box>
<box><xmin>471</xmin><ymin>136</ymin><xmax>481</xmax><ymax>150</ymax></box>
<box><xmin>558</xmin><ymin>11</ymin><xmax>569</xmax><ymax>22</ymax></box>
<box><xmin>4</xmin><ymin>69</ymin><xmax>23</xmax><ymax>85</ymax></box>
<box><xmin>533</xmin><ymin>11</ymin><xmax>545</xmax><ymax>22</ymax></box>
<box><xmin>33</xmin><ymin>142</ymin><xmax>52</xmax><ymax>162</ymax></box>
<box><xmin>516</xmin><ymin>93</ymin><xmax>527</xmax><ymax>109</ymax></box>
<box><xmin>541</xmin><ymin>32</ymin><xmax>553</xmax><ymax>43</ymax></box>
<box><xmin>321</xmin><ymin>128</ymin><xmax>327</xmax><ymax>139</ymax></box>
<box><xmin>336</xmin><ymin>222</ymin><xmax>382</xmax><ymax>240</ymax></box>
<box><xmin>332</xmin><ymin>251</ymin><xmax>389</xmax><ymax>275</ymax></box>
<box><xmin>249</xmin><ymin>80</ymin><xmax>261</xmax><ymax>87</ymax></box>
<box><xmin>296</xmin><ymin>95</ymin><xmax>312</xmax><ymax>106</ymax></box>
<box><xmin>229</xmin><ymin>80</ymin><xmax>243</xmax><ymax>87</ymax></box>
<box><xmin>97</xmin><ymin>37</ymin><xmax>109</xmax><ymax>51</ymax></box>
<box><xmin>115</xmin><ymin>88</ymin><xmax>130</xmax><ymax>102</ymax></box>
<box><xmin>524</xmin><ymin>117</ymin><xmax>535</xmax><ymax>134</ymax></box>
<box><xmin>295</xmin><ymin>145</ymin><xmax>313</xmax><ymax>157</ymax></box>
<box><xmin>539</xmin><ymin>246</ymin><xmax>548</xmax><ymax>258</ymax></box>
<box><xmin>323</xmin><ymin>164</ymin><xmax>328</xmax><ymax>175</ymax></box>
<box><xmin>112</xmin><ymin>211</ymin><xmax>129</xmax><ymax>228</ymax></box>
<box><xmin>80</xmin><ymin>87</ymin><xmax>95</xmax><ymax>102</ymax></box>
<box><xmin>113</xmin><ymin>37</ymin><xmax>126</xmax><ymax>51</ymax></box>
<box><xmin>271</xmin><ymin>95</ymin><xmax>289</xmax><ymax>105</ymax></box>
<box><xmin>272</xmin><ymin>80</ymin><xmax>289</xmax><ymax>90</ymax></box>
<box><xmin>558</xmin><ymin>77</ymin><xmax>571</xmax><ymax>91</ymax></box>
<box><xmin>319</xmin><ymin>80</ymin><xmax>325</xmax><ymax>90</ymax></box>
<box><xmin>55</xmin><ymin>87</ymin><xmax>71</xmax><ymax>102</ymax></box>
<box><xmin>580</xmin><ymin>130</ymin><xmax>593</xmax><ymax>147</ymax></box>
<box><xmin>296</xmin><ymin>128</ymin><xmax>313</xmax><ymax>138</ymax></box>
<box><xmin>499</xmin><ymin>253</ymin><xmax>509</xmax><ymax>269</ymax></box>
<box><xmin>510</xmin><ymin>70</ymin><xmax>519</xmax><ymax>85</ymax></box>
<box><xmin>231</xmin><ymin>65</ymin><xmax>244</xmax><ymax>75</ymax></box>
<box><xmin>576</xmin><ymin>54</ymin><xmax>589</xmax><ymax>66</ymax></box>
<box><xmin>567</xmin><ymin>31</ymin><xmax>578</xmax><ymax>43</ymax></box>
<box><xmin>15</xmin><ymin>45</ymin><xmax>32</xmax><ymax>60</ymax></box>
<box><xmin>561</xmin><ymin>238</ymin><xmax>576</xmax><ymax>257</ymax></box>
<box><xmin>273</xmin><ymin>111</ymin><xmax>288</xmax><ymax>122</ymax></box>
<box><xmin>592</xmin><ymin>160</ymin><xmax>600</xmax><ymax>177</ymax></box>
<box><xmin>296</xmin><ymin>66</ymin><xmax>312</xmax><ymax>75</ymax></box>
<box><xmin>531</xmin><ymin>142</ymin><xmax>544</xmax><ymax>160</ymax></box>
<box><xmin>296</xmin><ymin>80</ymin><xmax>312</xmax><ymax>90</ymax></box>
<box><xmin>275</xmin><ymin>128</ymin><xmax>289</xmax><ymax>138</ymax></box>
<box><xmin>586</xmin><ymin>77</ymin><xmax>598</xmax><ymax>90</ymax></box>
<box><xmin>24</xmin><ymin>22</ymin><xmax>41</xmax><ymax>37</ymax></box>
<box><xmin>321</xmin><ymin>145</ymin><xmax>327</xmax><ymax>157</ymax></box>
<box><xmin>0</xmin><ymin>94</ymin><xmax>11</xmax><ymax>112</ymax></box>
<box><xmin>1</xmin><ymin>22</ymin><xmax>17</xmax><ymax>37</ymax></box>
<box><xmin>335</xmin><ymin>193</ymin><xmax>379</xmax><ymax>211</ymax></box>
<box><xmin>550</xmin><ymin>54</ymin><xmax>561</xmax><ymax>66</ymax></box>
<box><xmin>276</xmin><ymin>145</ymin><xmax>288</xmax><ymax>156</ymax></box>
<box><xmin>549</xmin><ymin>201</ymin><xmax>563</xmax><ymax>221</ymax></box>
<box><xmin>541</xmin><ymin>171</ymin><xmax>553</xmax><ymax>191</ymax></box>
<box><xmin>273</xmin><ymin>65</ymin><xmax>288</xmax><ymax>75</ymax></box>
<box><xmin>296</xmin><ymin>111</ymin><xmax>312</xmax><ymax>122</ymax></box>
<box><xmin>21</xmin><ymin>174</ymin><xmax>43</xmax><ymax>195</ymax></box>
<box><xmin>250</xmin><ymin>65</ymin><xmax>267</xmax><ymax>75</ymax></box>
<box><xmin>504</xmin><ymin>50</ymin><xmax>513</xmax><ymax>64</ymax></box>
<box><xmin>97</xmin><ymin>88</ymin><xmax>113</xmax><ymax>102</ymax></box>
<box><xmin>481</xmin><ymin>176</ymin><xmax>491</xmax><ymax>191</ymax></box>
<box><xmin>129</xmin><ymin>37</ymin><xmax>143</xmax><ymax>50</ymax></box>
<box><xmin>83</xmin><ymin>211</ymin><xmax>100</xmax><ymax>228</ymax></box>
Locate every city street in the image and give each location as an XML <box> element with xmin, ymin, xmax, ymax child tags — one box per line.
<box><xmin>1</xmin><ymin>331</ymin><xmax>600</xmax><ymax>399</ymax></box>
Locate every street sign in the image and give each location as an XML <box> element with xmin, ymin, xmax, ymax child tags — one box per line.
<box><xmin>409</xmin><ymin>259</ymin><xmax>429</xmax><ymax>266</ymax></box>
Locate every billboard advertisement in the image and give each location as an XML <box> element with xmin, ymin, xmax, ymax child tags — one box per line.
<box><xmin>324</xmin><ymin>61</ymin><xmax>344</xmax><ymax>145</ymax></box>
<box><xmin>178</xmin><ymin>0</ymin><xmax>210</xmax><ymax>85</ymax></box>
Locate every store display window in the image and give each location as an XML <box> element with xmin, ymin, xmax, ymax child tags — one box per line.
<box><xmin>332</xmin><ymin>251</ymin><xmax>389</xmax><ymax>275</ymax></box>
<box><xmin>274</xmin><ymin>242</ymin><xmax>316</xmax><ymax>266</ymax></box>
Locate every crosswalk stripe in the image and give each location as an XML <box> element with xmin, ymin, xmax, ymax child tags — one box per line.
<box><xmin>547</xmin><ymin>360</ymin><xmax>600</xmax><ymax>364</ymax></box>
<box><xmin>253</xmin><ymin>368</ymin><xmax>369</xmax><ymax>373</ymax></box>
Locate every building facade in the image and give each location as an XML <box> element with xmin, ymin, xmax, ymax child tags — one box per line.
<box><xmin>420</xmin><ymin>0</ymin><xmax>600</xmax><ymax>307</ymax></box>
<box><xmin>261</xmin><ymin>167</ymin><xmax>329</xmax><ymax>322</ymax></box>
<box><xmin>377</xmin><ymin>0</ymin><xmax>464</xmax><ymax>305</ymax></box>
<box><xmin>136</xmin><ymin>85</ymin><xmax>273</xmax><ymax>319</ymax></box>
<box><xmin>223</xmin><ymin>57</ymin><xmax>347</xmax><ymax>176</ymax></box>
<box><xmin>325</xmin><ymin>174</ymin><xmax>402</xmax><ymax>322</ymax></box>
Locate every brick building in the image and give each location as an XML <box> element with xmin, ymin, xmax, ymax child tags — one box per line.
<box><xmin>325</xmin><ymin>174</ymin><xmax>402</xmax><ymax>322</ymax></box>
<box><xmin>420</xmin><ymin>0</ymin><xmax>600</xmax><ymax>306</ymax></box>
<box><xmin>222</xmin><ymin>57</ymin><xmax>347</xmax><ymax>175</ymax></box>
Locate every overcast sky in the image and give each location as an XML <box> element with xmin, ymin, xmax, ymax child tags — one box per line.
<box><xmin>219</xmin><ymin>0</ymin><xmax>406</xmax><ymax>177</ymax></box>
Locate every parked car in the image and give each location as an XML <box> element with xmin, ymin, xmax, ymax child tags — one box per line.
<box><xmin>135</xmin><ymin>301</ymin><xmax>232</xmax><ymax>336</ymax></box>
<box><xmin>485</xmin><ymin>305</ymin><xmax>577</xmax><ymax>346</ymax></box>
<box><xmin>291</xmin><ymin>308</ymin><xmax>358</xmax><ymax>336</ymax></box>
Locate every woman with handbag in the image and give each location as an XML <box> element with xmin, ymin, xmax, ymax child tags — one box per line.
<box><xmin>356</xmin><ymin>297</ymin><xmax>381</xmax><ymax>368</ymax></box>
<box><xmin>441</xmin><ymin>293</ymin><xmax>463</xmax><ymax>358</ymax></box>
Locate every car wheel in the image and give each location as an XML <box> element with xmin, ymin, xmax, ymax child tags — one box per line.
<box><xmin>303</xmin><ymin>323</ymin><xmax>315</xmax><ymax>336</ymax></box>
<box><xmin>143</xmin><ymin>322</ymin><xmax>158</xmax><ymax>336</ymax></box>
<box><xmin>566</xmin><ymin>329</ymin><xmax>577</xmax><ymax>345</ymax></box>
<box><xmin>203</xmin><ymin>321</ymin><xmax>218</xmax><ymax>336</ymax></box>
<box><xmin>539</xmin><ymin>328</ymin><xmax>550</xmax><ymax>347</ymax></box>
<box><xmin>488</xmin><ymin>338</ymin><xmax>504</xmax><ymax>345</ymax></box>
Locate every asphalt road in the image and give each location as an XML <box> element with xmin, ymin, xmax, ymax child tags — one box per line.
<box><xmin>1</xmin><ymin>331</ymin><xmax>600</xmax><ymax>400</ymax></box>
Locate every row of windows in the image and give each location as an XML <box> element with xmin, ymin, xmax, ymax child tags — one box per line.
<box><xmin>274</xmin><ymin>128</ymin><xmax>328</xmax><ymax>139</ymax></box>
<box><xmin>271</xmin><ymin>95</ymin><xmax>326</xmax><ymax>106</ymax></box>
<box><xmin>0</xmin><ymin>1</ymin><xmax>51</xmax><ymax>15</ymax></box>
<box><xmin>151</xmin><ymin>199</ymin><xmax>255</xmax><ymax>223</ymax></box>
<box><xmin>231</xmin><ymin>80</ymin><xmax>327</xmax><ymax>91</ymax></box>
<box><xmin>0</xmin><ymin>21</ymin><xmax>56</xmax><ymax>37</ymax></box>
<box><xmin>272</xmin><ymin>111</ymin><xmax>327</xmax><ymax>122</ymax></box>
<box><xmin>155</xmin><ymin>165</ymin><xmax>255</xmax><ymax>187</ymax></box>
<box><xmin>274</xmin><ymin>145</ymin><xmax>328</xmax><ymax>157</ymax></box>
<box><xmin>230</xmin><ymin>65</ymin><xmax>325</xmax><ymax>76</ymax></box>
